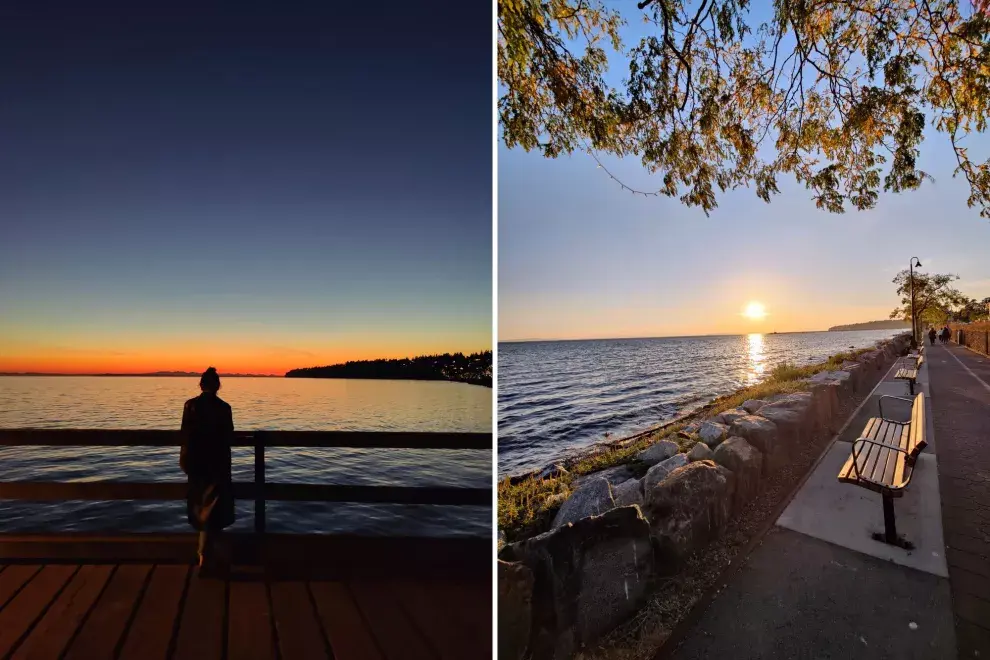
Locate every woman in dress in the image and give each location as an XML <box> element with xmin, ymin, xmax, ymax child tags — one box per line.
<box><xmin>180</xmin><ymin>367</ymin><xmax>235</xmax><ymax>575</ymax></box>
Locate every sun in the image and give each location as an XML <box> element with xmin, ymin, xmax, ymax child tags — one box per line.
<box><xmin>743</xmin><ymin>301</ymin><xmax>767</xmax><ymax>320</ymax></box>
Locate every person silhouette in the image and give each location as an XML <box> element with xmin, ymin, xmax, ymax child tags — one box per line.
<box><xmin>929</xmin><ymin>327</ymin><xmax>937</xmax><ymax>346</ymax></box>
<box><xmin>180</xmin><ymin>367</ymin><xmax>235</xmax><ymax>576</ymax></box>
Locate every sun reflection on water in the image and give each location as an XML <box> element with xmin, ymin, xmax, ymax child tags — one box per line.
<box><xmin>746</xmin><ymin>333</ymin><xmax>766</xmax><ymax>385</ymax></box>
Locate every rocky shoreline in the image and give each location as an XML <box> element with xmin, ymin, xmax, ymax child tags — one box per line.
<box><xmin>497</xmin><ymin>333</ymin><xmax>912</xmax><ymax>660</ymax></box>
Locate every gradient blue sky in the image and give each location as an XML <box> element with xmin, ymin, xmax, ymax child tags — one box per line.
<box><xmin>0</xmin><ymin>1</ymin><xmax>491</xmax><ymax>374</ymax></box>
<box><xmin>499</xmin><ymin>7</ymin><xmax>990</xmax><ymax>341</ymax></box>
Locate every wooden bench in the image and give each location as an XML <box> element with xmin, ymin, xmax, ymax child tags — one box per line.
<box><xmin>837</xmin><ymin>393</ymin><xmax>928</xmax><ymax>548</ymax></box>
<box><xmin>894</xmin><ymin>353</ymin><xmax>924</xmax><ymax>394</ymax></box>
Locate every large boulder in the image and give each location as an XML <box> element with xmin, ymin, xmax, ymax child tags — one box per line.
<box><xmin>552</xmin><ymin>478</ymin><xmax>615</xmax><ymax>529</ymax></box>
<box><xmin>572</xmin><ymin>464</ymin><xmax>636</xmax><ymax>491</ymax></box>
<box><xmin>765</xmin><ymin>393</ymin><xmax>818</xmax><ymax>437</ymax></box>
<box><xmin>643</xmin><ymin>453</ymin><xmax>690</xmax><ymax>492</ymax></box>
<box><xmin>712</xmin><ymin>436</ymin><xmax>763</xmax><ymax>512</ymax></box>
<box><xmin>698</xmin><ymin>421</ymin><xmax>730</xmax><ymax>448</ymax></box>
<box><xmin>613</xmin><ymin>478</ymin><xmax>644</xmax><ymax>507</ymax></box>
<box><xmin>806</xmin><ymin>381</ymin><xmax>841</xmax><ymax>432</ymax></box>
<box><xmin>682</xmin><ymin>421</ymin><xmax>702</xmax><ymax>435</ymax></box>
<box><xmin>729</xmin><ymin>415</ymin><xmax>781</xmax><ymax>474</ymax></box>
<box><xmin>840</xmin><ymin>363</ymin><xmax>863</xmax><ymax>393</ymax></box>
<box><xmin>500</xmin><ymin>506</ymin><xmax>657</xmax><ymax>660</ymax></box>
<box><xmin>498</xmin><ymin>560</ymin><xmax>534</xmax><ymax>660</ymax></box>
<box><xmin>715</xmin><ymin>408</ymin><xmax>750</xmax><ymax>426</ymax></box>
<box><xmin>782</xmin><ymin>391</ymin><xmax>820</xmax><ymax>430</ymax></box>
<box><xmin>688</xmin><ymin>442</ymin><xmax>714</xmax><ymax>461</ymax></box>
<box><xmin>809</xmin><ymin>370</ymin><xmax>853</xmax><ymax>400</ymax></box>
<box><xmin>857</xmin><ymin>350</ymin><xmax>880</xmax><ymax>371</ymax></box>
<box><xmin>644</xmin><ymin>461</ymin><xmax>735</xmax><ymax>565</ymax></box>
<box><xmin>741</xmin><ymin>399</ymin><xmax>769</xmax><ymax>414</ymax></box>
<box><xmin>755</xmin><ymin>406</ymin><xmax>803</xmax><ymax>462</ymax></box>
<box><xmin>636</xmin><ymin>439</ymin><xmax>679</xmax><ymax>466</ymax></box>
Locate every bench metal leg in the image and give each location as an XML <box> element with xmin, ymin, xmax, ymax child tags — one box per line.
<box><xmin>871</xmin><ymin>492</ymin><xmax>915</xmax><ymax>550</ymax></box>
<box><xmin>909</xmin><ymin>379</ymin><xmax>915</xmax><ymax>395</ymax></box>
<box><xmin>882</xmin><ymin>493</ymin><xmax>897</xmax><ymax>543</ymax></box>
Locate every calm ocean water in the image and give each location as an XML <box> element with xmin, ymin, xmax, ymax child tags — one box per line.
<box><xmin>0</xmin><ymin>376</ymin><xmax>491</xmax><ymax>537</ymax></box>
<box><xmin>498</xmin><ymin>330</ymin><xmax>903</xmax><ymax>476</ymax></box>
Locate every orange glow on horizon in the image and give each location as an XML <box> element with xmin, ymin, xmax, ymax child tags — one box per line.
<box><xmin>0</xmin><ymin>345</ymin><xmax>490</xmax><ymax>376</ymax></box>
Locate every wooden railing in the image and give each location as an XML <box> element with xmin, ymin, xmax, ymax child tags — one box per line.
<box><xmin>0</xmin><ymin>429</ymin><xmax>491</xmax><ymax>535</ymax></box>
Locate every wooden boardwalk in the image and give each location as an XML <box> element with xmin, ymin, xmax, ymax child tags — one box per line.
<box><xmin>0</xmin><ymin>561</ymin><xmax>490</xmax><ymax>659</ymax></box>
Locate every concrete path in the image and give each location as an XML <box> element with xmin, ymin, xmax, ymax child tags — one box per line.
<box><xmin>670</xmin><ymin>350</ymin><xmax>958</xmax><ymax>659</ymax></box>
<box><xmin>927</xmin><ymin>342</ymin><xmax>990</xmax><ymax>657</ymax></box>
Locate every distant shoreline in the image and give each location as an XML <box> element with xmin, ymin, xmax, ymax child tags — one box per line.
<box><xmin>497</xmin><ymin>328</ymin><xmax>904</xmax><ymax>344</ymax></box>
<box><xmin>284</xmin><ymin>373</ymin><xmax>493</xmax><ymax>388</ymax></box>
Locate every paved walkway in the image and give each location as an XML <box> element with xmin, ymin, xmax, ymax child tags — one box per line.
<box><xmin>669</xmin><ymin>346</ymin><xmax>966</xmax><ymax>659</ymax></box>
<box><xmin>928</xmin><ymin>342</ymin><xmax>990</xmax><ymax>657</ymax></box>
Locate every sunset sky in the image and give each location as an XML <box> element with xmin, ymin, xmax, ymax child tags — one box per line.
<box><xmin>498</xmin><ymin>9</ymin><xmax>990</xmax><ymax>342</ymax></box>
<box><xmin>0</xmin><ymin>2</ymin><xmax>491</xmax><ymax>375</ymax></box>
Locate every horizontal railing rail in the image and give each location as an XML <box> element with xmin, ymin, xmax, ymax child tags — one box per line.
<box><xmin>0</xmin><ymin>429</ymin><xmax>491</xmax><ymax>533</ymax></box>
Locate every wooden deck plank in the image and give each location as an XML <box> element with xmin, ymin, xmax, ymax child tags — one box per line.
<box><xmin>0</xmin><ymin>566</ymin><xmax>42</xmax><ymax>611</ymax></box>
<box><xmin>64</xmin><ymin>564</ymin><xmax>151</xmax><ymax>660</ymax></box>
<box><xmin>228</xmin><ymin>579</ymin><xmax>276</xmax><ymax>660</ymax></box>
<box><xmin>269</xmin><ymin>581</ymin><xmax>328</xmax><ymax>660</ymax></box>
<box><xmin>173</xmin><ymin>571</ymin><xmax>226</xmax><ymax>660</ymax></box>
<box><xmin>0</xmin><ymin>565</ymin><xmax>77</xmax><ymax>656</ymax></box>
<box><xmin>118</xmin><ymin>565</ymin><xmax>189</xmax><ymax>660</ymax></box>
<box><xmin>11</xmin><ymin>565</ymin><xmax>114</xmax><ymax>660</ymax></box>
<box><xmin>425</xmin><ymin>580</ymin><xmax>491</xmax><ymax>644</ymax></box>
<box><xmin>309</xmin><ymin>581</ymin><xmax>384</xmax><ymax>660</ymax></box>
<box><xmin>392</xmin><ymin>580</ymin><xmax>479</xmax><ymax>660</ymax></box>
<box><xmin>349</xmin><ymin>580</ymin><xmax>435</xmax><ymax>660</ymax></box>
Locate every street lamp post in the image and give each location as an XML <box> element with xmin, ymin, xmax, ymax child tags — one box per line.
<box><xmin>910</xmin><ymin>257</ymin><xmax>922</xmax><ymax>348</ymax></box>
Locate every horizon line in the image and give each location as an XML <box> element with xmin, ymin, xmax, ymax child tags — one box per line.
<box><xmin>498</xmin><ymin>326</ymin><xmax>909</xmax><ymax>344</ymax></box>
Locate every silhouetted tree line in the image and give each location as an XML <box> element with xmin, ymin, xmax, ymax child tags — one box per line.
<box><xmin>285</xmin><ymin>351</ymin><xmax>492</xmax><ymax>387</ymax></box>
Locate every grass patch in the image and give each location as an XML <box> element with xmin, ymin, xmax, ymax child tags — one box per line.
<box><xmin>498</xmin><ymin>474</ymin><xmax>573</xmax><ymax>544</ymax></box>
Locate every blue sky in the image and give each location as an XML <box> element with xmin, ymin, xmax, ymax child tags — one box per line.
<box><xmin>498</xmin><ymin>5</ymin><xmax>990</xmax><ymax>341</ymax></box>
<box><xmin>0</xmin><ymin>1</ymin><xmax>492</xmax><ymax>374</ymax></box>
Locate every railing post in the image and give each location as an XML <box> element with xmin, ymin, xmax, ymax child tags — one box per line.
<box><xmin>254</xmin><ymin>432</ymin><xmax>266</xmax><ymax>535</ymax></box>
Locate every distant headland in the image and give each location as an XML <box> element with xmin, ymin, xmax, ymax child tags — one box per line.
<box><xmin>827</xmin><ymin>320</ymin><xmax>911</xmax><ymax>331</ymax></box>
<box><xmin>285</xmin><ymin>351</ymin><xmax>493</xmax><ymax>387</ymax></box>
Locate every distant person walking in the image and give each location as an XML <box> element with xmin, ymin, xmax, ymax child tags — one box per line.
<box><xmin>942</xmin><ymin>326</ymin><xmax>951</xmax><ymax>345</ymax></box>
<box><xmin>929</xmin><ymin>327</ymin><xmax>937</xmax><ymax>346</ymax></box>
<box><xmin>180</xmin><ymin>367</ymin><xmax>235</xmax><ymax>576</ymax></box>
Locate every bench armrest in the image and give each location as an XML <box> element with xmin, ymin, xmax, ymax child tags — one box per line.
<box><xmin>878</xmin><ymin>395</ymin><xmax>914</xmax><ymax>421</ymax></box>
<box><xmin>850</xmin><ymin>438</ymin><xmax>910</xmax><ymax>484</ymax></box>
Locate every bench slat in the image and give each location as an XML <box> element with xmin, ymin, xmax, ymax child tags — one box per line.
<box><xmin>882</xmin><ymin>426</ymin><xmax>908</xmax><ymax>486</ymax></box>
<box><xmin>874</xmin><ymin>421</ymin><xmax>902</xmax><ymax>484</ymax></box>
<box><xmin>861</xmin><ymin>422</ymin><xmax>890</xmax><ymax>481</ymax></box>
<box><xmin>867</xmin><ymin>422</ymin><xmax>898</xmax><ymax>485</ymax></box>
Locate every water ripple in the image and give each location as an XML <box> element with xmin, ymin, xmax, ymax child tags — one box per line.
<box><xmin>498</xmin><ymin>330</ymin><xmax>900</xmax><ymax>475</ymax></box>
<box><xmin>0</xmin><ymin>377</ymin><xmax>492</xmax><ymax>536</ymax></box>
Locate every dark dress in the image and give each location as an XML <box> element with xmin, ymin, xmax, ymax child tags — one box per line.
<box><xmin>180</xmin><ymin>393</ymin><xmax>235</xmax><ymax>531</ymax></box>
